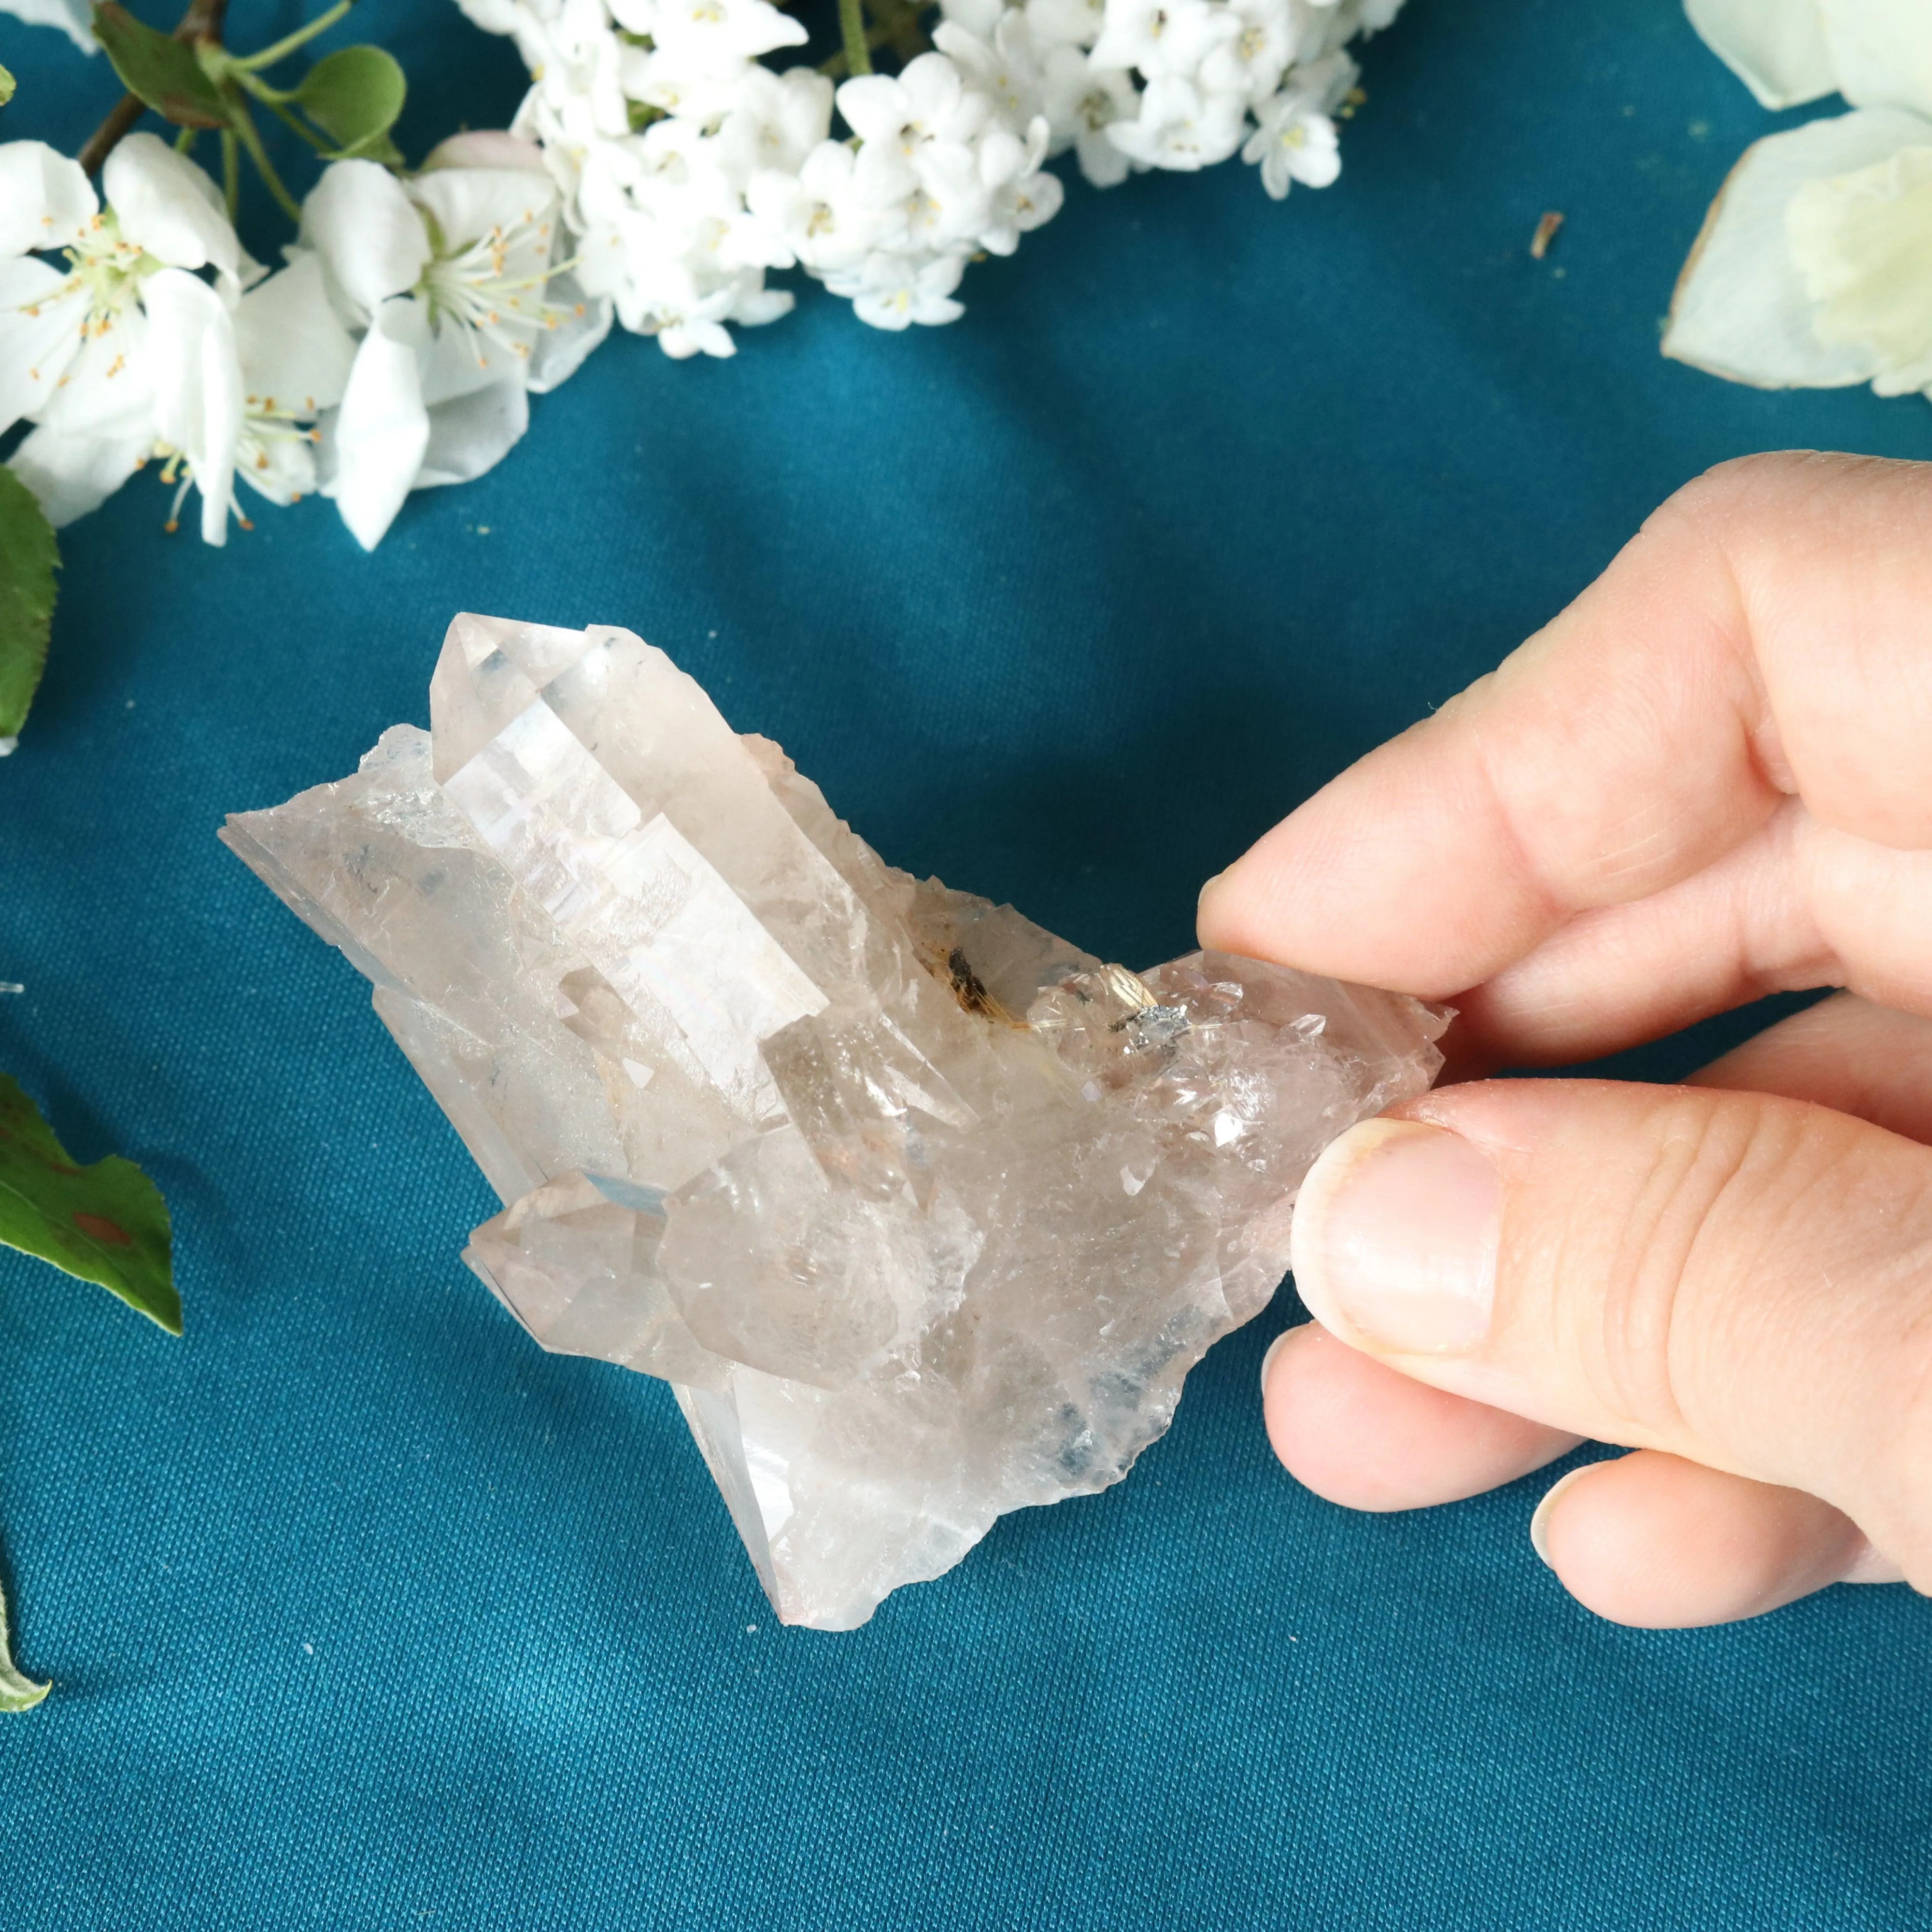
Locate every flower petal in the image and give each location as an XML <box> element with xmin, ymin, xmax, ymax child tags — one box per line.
<box><xmin>420</xmin><ymin>130</ymin><xmax>550</xmax><ymax>175</ymax></box>
<box><xmin>237</xmin><ymin>427</ymin><xmax>316</xmax><ymax>508</ymax></box>
<box><xmin>728</xmin><ymin>282</ymin><xmax>794</xmax><ymax>327</ymax></box>
<box><xmin>0</xmin><ymin>256</ymin><xmax>86</xmax><ymax>434</ymax></box>
<box><xmin>1663</xmin><ymin>107</ymin><xmax>1932</xmax><ymax>387</ymax></box>
<box><xmin>1788</xmin><ymin>141</ymin><xmax>1932</xmax><ymax>392</ymax></box>
<box><xmin>302</xmin><ymin>160</ymin><xmax>430</xmax><ymax>326</ymax></box>
<box><xmin>1684</xmin><ymin>0</ymin><xmax>1837</xmax><ymax>110</ymax></box>
<box><xmin>409</xmin><ymin>166</ymin><xmax>557</xmax><ymax>250</ymax></box>
<box><xmin>837</xmin><ymin>74</ymin><xmax>911</xmax><ymax>147</ymax></box>
<box><xmin>415</xmin><ymin>311</ymin><xmax>528</xmax><ymax>409</ymax></box>
<box><xmin>34</xmin><ymin>300</ymin><xmax>154</xmax><ymax>438</ymax></box>
<box><xmin>414</xmin><ymin>375</ymin><xmax>529</xmax><ymax>487</ymax></box>
<box><xmin>0</xmin><ymin>141</ymin><xmax>98</xmax><ymax>258</ymax></box>
<box><xmin>1820</xmin><ymin>0</ymin><xmax>1932</xmax><ymax>119</ymax></box>
<box><xmin>8</xmin><ymin>424</ymin><xmax>149</xmax><ymax>528</ymax></box>
<box><xmin>525</xmin><ymin>274</ymin><xmax>613</xmax><ymax>395</ymax></box>
<box><xmin>102</xmin><ymin>133</ymin><xmax>238</xmax><ymax>285</ymax></box>
<box><xmin>143</xmin><ymin>266</ymin><xmax>243</xmax><ymax>544</ymax></box>
<box><xmin>317</xmin><ymin>296</ymin><xmax>431</xmax><ymax>550</ymax></box>
<box><xmin>234</xmin><ymin>253</ymin><xmax>355</xmax><ymax>419</ymax></box>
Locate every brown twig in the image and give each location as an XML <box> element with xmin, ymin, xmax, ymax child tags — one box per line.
<box><xmin>78</xmin><ymin>0</ymin><xmax>231</xmax><ymax>175</ymax></box>
<box><xmin>77</xmin><ymin>90</ymin><xmax>147</xmax><ymax>173</ymax></box>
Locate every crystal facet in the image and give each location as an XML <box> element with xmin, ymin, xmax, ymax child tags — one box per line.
<box><xmin>222</xmin><ymin>615</ymin><xmax>1447</xmax><ymax>1629</ymax></box>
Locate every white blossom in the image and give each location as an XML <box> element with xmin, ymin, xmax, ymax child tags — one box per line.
<box><xmin>938</xmin><ymin>0</ymin><xmax>1007</xmax><ymax>34</ymax></box>
<box><xmin>618</xmin><ymin>0</ymin><xmax>809</xmax><ymax>120</ymax></box>
<box><xmin>232</xmin><ymin>254</ymin><xmax>358</xmax><ymax>510</ymax></box>
<box><xmin>1787</xmin><ymin>140</ymin><xmax>1932</xmax><ymax>394</ymax></box>
<box><xmin>1667</xmin><ymin>2</ymin><xmax>1932</xmax><ymax>409</ymax></box>
<box><xmin>1682</xmin><ymin>0</ymin><xmax>1915</xmax><ymax>114</ymax></box>
<box><xmin>933</xmin><ymin>12</ymin><xmax>1051</xmax><ymax>125</ymax></box>
<box><xmin>569</xmin><ymin>115</ymin><xmax>794</xmax><ymax>340</ymax></box>
<box><xmin>301</xmin><ymin>152</ymin><xmax>606</xmax><ymax>548</ymax></box>
<box><xmin>714</xmin><ymin>67</ymin><xmax>837</xmax><ymax>187</ymax></box>
<box><xmin>746</xmin><ymin>140</ymin><xmax>909</xmax><ymax>274</ymax></box>
<box><xmin>1108</xmin><ymin>74</ymin><xmax>1248</xmax><ymax>170</ymax></box>
<box><xmin>1</xmin><ymin>135</ymin><xmax>260</xmax><ymax>531</ymax></box>
<box><xmin>1200</xmin><ymin>0</ymin><xmax>1300</xmax><ymax>105</ymax></box>
<box><xmin>649</xmin><ymin>0</ymin><xmax>810</xmax><ymax>73</ymax></box>
<box><xmin>463</xmin><ymin>0</ymin><xmax>1397</xmax><ymax>343</ymax></box>
<box><xmin>1038</xmin><ymin>49</ymin><xmax>1139</xmax><ymax>185</ymax></box>
<box><xmin>0</xmin><ymin>0</ymin><xmax>1394</xmax><ymax>525</ymax></box>
<box><xmin>1089</xmin><ymin>0</ymin><xmax>1237</xmax><ymax>83</ymax></box>
<box><xmin>1242</xmin><ymin>77</ymin><xmax>1342</xmax><ymax>197</ymax></box>
<box><xmin>652</xmin><ymin>283</ymin><xmax>743</xmax><ymax>358</ymax></box>
<box><xmin>822</xmin><ymin>250</ymin><xmax>968</xmax><ymax>329</ymax></box>
<box><xmin>2</xmin><ymin>0</ymin><xmax>1401</xmax><ymax>546</ymax></box>
<box><xmin>1025</xmin><ymin>0</ymin><xmax>1107</xmax><ymax>52</ymax></box>
<box><xmin>142</xmin><ymin>269</ymin><xmax>244</xmax><ymax>544</ymax></box>
<box><xmin>838</xmin><ymin>56</ymin><xmax>995</xmax><ymax>203</ymax></box>
<box><xmin>978</xmin><ymin>119</ymin><xmax>1065</xmax><ymax>253</ymax></box>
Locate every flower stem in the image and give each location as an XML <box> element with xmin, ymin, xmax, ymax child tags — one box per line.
<box><xmin>220</xmin><ymin>125</ymin><xmax>239</xmax><ymax>219</ymax></box>
<box><xmin>837</xmin><ymin>0</ymin><xmax>872</xmax><ymax>77</ymax></box>
<box><xmin>250</xmin><ymin>86</ymin><xmax>334</xmax><ymax>154</ymax></box>
<box><xmin>231</xmin><ymin>0</ymin><xmax>355</xmax><ymax>74</ymax></box>
<box><xmin>229</xmin><ymin>61</ymin><xmax>337</xmax><ymax>154</ymax></box>
<box><xmin>820</xmin><ymin>0</ymin><xmax>927</xmax><ymax>78</ymax></box>
<box><xmin>229</xmin><ymin>66</ymin><xmax>296</xmax><ymax>106</ymax></box>
<box><xmin>81</xmin><ymin>93</ymin><xmax>148</xmax><ymax>173</ymax></box>
<box><xmin>226</xmin><ymin>94</ymin><xmax>302</xmax><ymax>221</ymax></box>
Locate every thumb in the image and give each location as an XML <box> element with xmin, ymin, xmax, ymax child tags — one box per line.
<box><xmin>1289</xmin><ymin>1081</ymin><xmax>1932</xmax><ymax>1585</ymax></box>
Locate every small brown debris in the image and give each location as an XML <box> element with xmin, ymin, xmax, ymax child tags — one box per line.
<box><xmin>1530</xmin><ymin>211</ymin><xmax>1565</xmax><ymax>260</ymax></box>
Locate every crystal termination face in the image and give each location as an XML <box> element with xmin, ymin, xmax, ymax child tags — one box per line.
<box><xmin>221</xmin><ymin>615</ymin><xmax>1447</xmax><ymax>1630</ymax></box>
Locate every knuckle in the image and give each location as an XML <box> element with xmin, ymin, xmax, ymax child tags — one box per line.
<box><xmin>1563</xmin><ymin>1090</ymin><xmax>1832</xmax><ymax>1447</ymax></box>
<box><xmin>1676</xmin><ymin>450</ymin><xmax>1871</xmax><ymax>531</ymax></box>
<box><xmin>1646</xmin><ymin>453</ymin><xmax>1801</xmax><ymax>546</ymax></box>
<box><xmin>1582</xmin><ymin>1091</ymin><xmax>1759</xmax><ymax>1436</ymax></box>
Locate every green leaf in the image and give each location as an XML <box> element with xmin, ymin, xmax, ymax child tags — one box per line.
<box><xmin>92</xmin><ymin>2</ymin><xmax>230</xmax><ymax>130</ymax></box>
<box><xmin>0</xmin><ymin>1075</ymin><xmax>179</xmax><ymax>1335</ymax></box>
<box><xmin>0</xmin><ymin>468</ymin><xmax>57</xmax><ymax>748</ymax></box>
<box><xmin>0</xmin><ymin>63</ymin><xmax>16</xmax><ymax>110</ymax></box>
<box><xmin>0</xmin><ymin>1575</ymin><xmax>48</xmax><ymax>1713</ymax></box>
<box><xmin>297</xmin><ymin>45</ymin><xmax>405</xmax><ymax>160</ymax></box>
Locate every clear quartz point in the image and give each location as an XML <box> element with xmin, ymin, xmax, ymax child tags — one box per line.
<box><xmin>222</xmin><ymin>614</ymin><xmax>1448</xmax><ymax>1630</ymax></box>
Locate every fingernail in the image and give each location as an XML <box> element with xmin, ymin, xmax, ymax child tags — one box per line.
<box><xmin>1290</xmin><ymin>1117</ymin><xmax>1501</xmax><ymax>1354</ymax></box>
<box><xmin>1528</xmin><ymin>1466</ymin><xmax>1589</xmax><ymax>1567</ymax></box>
<box><xmin>1259</xmin><ymin>1326</ymin><xmax>1293</xmax><ymax>1395</ymax></box>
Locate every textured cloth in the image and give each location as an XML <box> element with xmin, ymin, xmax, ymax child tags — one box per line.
<box><xmin>1</xmin><ymin>1</ymin><xmax>1929</xmax><ymax>1924</ymax></box>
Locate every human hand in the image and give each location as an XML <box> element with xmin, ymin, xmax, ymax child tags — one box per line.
<box><xmin>1198</xmin><ymin>452</ymin><xmax>1932</xmax><ymax>1629</ymax></box>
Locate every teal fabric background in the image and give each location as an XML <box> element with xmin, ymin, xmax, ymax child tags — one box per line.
<box><xmin>2</xmin><ymin>1</ymin><xmax>1930</xmax><ymax>1923</ymax></box>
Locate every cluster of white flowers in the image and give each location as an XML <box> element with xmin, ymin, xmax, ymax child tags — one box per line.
<box><xmin>0</xmin><ymin>0</ymin><xmax>1399</xmax><ymax>546</ymax></box>
<box><xmin>461</xmin><ymin>0</ymin><xmax>1402</xmax><ymax>352</ymax></box>
<box><xmin>0</xmin><ymin>129</ymin><xmax>607</xmax><ymax>549</ymax></box>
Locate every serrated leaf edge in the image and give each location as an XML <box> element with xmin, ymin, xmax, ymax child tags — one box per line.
<box><xmin>0</xmin><ymin>1578</ymin><xmax>49</xmax><ymax>1713</ymax></box>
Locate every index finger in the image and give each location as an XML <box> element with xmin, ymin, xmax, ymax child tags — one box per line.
<box><xmin>1197</xmin><ymin>452</ymin><xmax>1932</xmax><ymax>1002</ymax></box>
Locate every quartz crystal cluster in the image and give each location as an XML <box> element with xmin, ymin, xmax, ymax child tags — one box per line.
<box><xmin>222</xmin><ymin>615</ymin><xmax>1446</xmax><ymax>1629</ymax></box>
